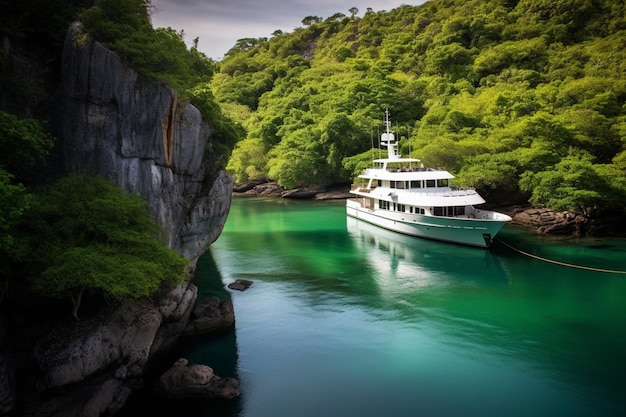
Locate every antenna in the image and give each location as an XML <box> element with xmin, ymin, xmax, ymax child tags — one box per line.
<box><xmin>407</xmin><ymin>125</ymin><xmax>412</xmax><ymax>168</ymax></box>
<box><xmin>377</xmin><ymin>125</ymin><xmax>381</xmax><ymax>159</ymax></box>
<box><xmin>380</xmin><ymin>108</ymin><xmax>398</xmax><ymax>159</ymax></box>
<box><xmin>370</xmin><ymin>128</ymin><xmax>374</xmax><ymax>166</ymax></box>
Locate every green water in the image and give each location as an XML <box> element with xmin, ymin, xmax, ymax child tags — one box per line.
<box><xmin>133</xmin><ymin>197</ymin><xmax>626</xmax><ymax>417</ymax></box>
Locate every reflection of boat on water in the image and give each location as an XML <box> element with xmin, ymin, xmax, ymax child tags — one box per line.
<box><xmin>346</xmin><ymin>216</ymin><xmax>508</xmax><ymax>292</ymax></box>
<box><xmin>346</xmin><ymin>110</ymin><xmax>511</xmax><ymax>248</ymax></box>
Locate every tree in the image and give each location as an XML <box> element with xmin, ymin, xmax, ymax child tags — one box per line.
<box><xmin>302</xmin><ymin>16</ymin><xmax>322</xmax><ymax>26</ymax></box>
<box><xmin>0</xmin><ymin>170</ymin><xmax>27</xmax><ymax>255</ymax></box>
<box><xmin>80</xmin><ymin>0</ymin><xmax>216</xmax><ymax>93</ymax></box>
<box><xmin>266</xmin><ymin>129</ymin><xmax>322</xmax><ymax>188</ymax></box>
<box><xmin>0</xmin><ymin>169</ymin><xmax>30</xmax><ymax>301</ymax></box>
<box><xmin>349</xmin><ymin>7</ymin><xmax>359</xmax><ymax>18</ymax></box>
<box><xmin>25</xmin><ymin>174</ymin><xmax>188</xmax><ymax>320</ymax></box>
<box><xmin>226</xmin><ymin>138</ymin><xmax>267</xmax><ymax>182</ymax></box>
<box><xmin>0</xmin><ymin>111</ymin><xmax>54</xmax><ymax>182</ymax></box>
<box><xmin>519</xmin><ymin>151</ymin><xmax>613</xmax><ymax>214</ymax></box>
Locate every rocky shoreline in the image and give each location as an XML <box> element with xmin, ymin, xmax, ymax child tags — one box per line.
<box><xmin>234</xmin><ymin>181</ymin><xmax>625</xmax><ymax>238</ymax></box>
<box><xmin>233</xmin><ymin>180</ymin><xmax>352</xmax><ymax>200</ymax></box>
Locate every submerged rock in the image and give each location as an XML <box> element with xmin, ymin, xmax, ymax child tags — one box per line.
<box><xmin>155</xmin><ymin>358</ymin><xmax>239</xmax><ymax>399</ymax></box>
<box><xmin>227</xmin><ymin>279</ymin><xmax>254</xmax><ymax>291</ymax></box>
<box><xmin>184</xmin><ymin>297</ymin><xmax>235</xmax><ymax>336</ymax></box>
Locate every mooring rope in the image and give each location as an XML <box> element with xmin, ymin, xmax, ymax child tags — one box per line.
<box><xmin>494</xmin><ymin>238</ymin><xmax>626</xmax><ymax>275</ymax></box>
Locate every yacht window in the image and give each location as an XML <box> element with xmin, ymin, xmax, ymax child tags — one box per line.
<box><xmin>455</xmin><ymin>206</ymin><xmax>465</xmax><ymax>216</ymax></box>
<box><xmin>433</xmin><ymin>207</ymin><xmax>444</xmax><ymax>216</ymax></box>
<box><xmin>410</xmin><ymin>180</ymin><xmax>422</xmax><ymax>188</ymax></box>
<box><xmin>426</xmin><ymin>180</ymin><xmax>436</xmax><ymax>188</ymax></box>
<box><xmin>397</xmin><ymin>204</ymin><xmax>406</xmax><ymax>212</ymax></box>
<box><xmin>437</xmin><ymin>179</ymin><xmax>449</xmax><ymax>187</ymax></box>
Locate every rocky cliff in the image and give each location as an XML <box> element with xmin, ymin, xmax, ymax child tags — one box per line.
<box><xmin>0</xmin><ymin>23</ymin><xmax>235</xmax><ymax>416</ymax></box>
<box><xmin>53</xmin><ymin>22</ymin><xmax>232</xmax><ymax>261</ymax></box>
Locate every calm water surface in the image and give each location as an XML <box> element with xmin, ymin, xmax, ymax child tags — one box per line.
<box><xmin>134</xmin><ymin>197</ymin><xmax>626</xmax><ymax>417</ymax></box>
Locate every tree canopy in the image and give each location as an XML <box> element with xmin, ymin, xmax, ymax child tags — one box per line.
<box><xmin>212</xmin><ymin>0</ymin><xmax>626</xmax><ymax>215</ymax></box>
<box><xmin>23</xmin><ymin>174</ymin><xmax>188</xmax><ymax>320</ymax></box>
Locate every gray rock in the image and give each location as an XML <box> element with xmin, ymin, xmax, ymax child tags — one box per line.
<box><xmin>156</xmin><ymin>358</ymin><xmax>239</xmax><ymax>399</ymax></box>
<box><xmin>512</xmin><ymin>207</ymin><xmax>589</xmax><ymax>235</ymax></box>
<box><xmin>33</xmin><ymin>282</ymin><xmax>198</xmax><ymax>393</ymax></box>
<box><xmin>184</xmin><ymin>297</ymin><xmax>235</xmax><ymax>336</ymax></box>
<box><xmin>53</xmin><ymin>22</ymin><xmax>232</xmax><ymax>262</ymax></box>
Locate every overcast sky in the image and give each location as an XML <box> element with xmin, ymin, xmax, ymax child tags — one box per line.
<box><xmin>151</xmin><ymin>0</ymin><xmax>429</xmax><ymax>60</ymax></box>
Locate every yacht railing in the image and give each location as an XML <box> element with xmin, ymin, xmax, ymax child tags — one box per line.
<box><xmin>352</xmin><ymin>186</ymin><xmax>476</xmax><ymax>197</ymax></box>
<box><xmin>397</xmin><ymin>188</ymin><xmax>477</xmax><ymax>197</ymax></box>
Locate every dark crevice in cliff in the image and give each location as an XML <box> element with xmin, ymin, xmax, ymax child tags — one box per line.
<box><xmin>161</xmin><ymin>93</ymin><xmax>176</xmax><ymax>168</ymax></box>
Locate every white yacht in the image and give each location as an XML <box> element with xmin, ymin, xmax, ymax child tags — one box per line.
<box><xmin>346</xmin><ymin>111</ymin><xmax>511</xmax><ymax>248</ymax></box>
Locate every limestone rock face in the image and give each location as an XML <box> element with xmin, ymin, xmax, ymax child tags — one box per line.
<box><xmin>27</xmin><ymin>282</ymin><xmax>197</xmax><ymax>414</ymax></box>
<box><xmin>53</xmin><ymin>22</ymin><xmax>232</xmax><ymax>261</ymax></box>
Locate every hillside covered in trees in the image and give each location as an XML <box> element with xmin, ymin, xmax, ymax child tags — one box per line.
<box><xmin>214</xmin><ymin>0</ymin><xmax>626</xmax><ymax>217</ymax></box>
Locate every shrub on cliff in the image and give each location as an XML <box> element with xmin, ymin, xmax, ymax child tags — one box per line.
<box><xmin>79</xmin><ymin>0</ymin><xmax>214</xmax><ymax>95</ymax></box>
<box><xmin>79</xmin><ymin>0</ymin><xmax>239</xmax><ymax>162</ymax></box>
<box><xmin>0</xmin><ymin>110</ymin><xmax>54</xmax><ymax>183</ymax></box>
<box><xmin>22</xmin><ymin>174</ymin><xmax>189</xmax><ymax>320</ymax></box>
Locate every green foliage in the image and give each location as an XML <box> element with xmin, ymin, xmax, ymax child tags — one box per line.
<box><xmin>519</xmin><ymin>151</ymin><xmax>625</xmax><ymax>213</ymax></box>
<box><xmin>0</xmin><ymin>111</ymin><xmax>53</xmax><ymax>292</ymax></box>
<box><xmin>226</xmin><ymin>138</ymin><xmax>267</xmax><ymax>183</ymax></box>
<box><xmin>188</xmin><ymin>85</ymin><xmax>243</xmax><ymax>170</ymax></box>
<box><xmin>23</xmin><ymin>174</ymin><xmax>188</xmax><ymax>319</ymax></box>
<box><xmin>80</xmin><ymin>0</ymin><xmax>214</xmax><ymax>91</ymax></box>
<box><xmin>211</xmin><ymin>0</ymin><xmax>626</xmax><ymax>214</ymax></box>
<box><xmin>0</xmin><ymin>111</ymin><xmax>54</xmax><ymax>182</ymax></box>
<box><xmin>266</xmin><ymin>129</ymin><xmax>323</xmax><ymax>188</ymax></box>
<box><xmin>0</xmin><ymin>169</ymin><xmax>30</xmax><ymax>269</ymax></box>
<box><xmin>342</xmin><ymin>149</ymin><xmax>382</xmax><ymax>182</ymax></box>
<box><xmin>78</xmin><ymin>0</ymin><xmax>240</xmax><ymax>160</ymax></box>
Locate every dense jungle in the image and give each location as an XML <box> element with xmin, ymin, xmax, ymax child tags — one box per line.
<box><xmin>215</xmin><ymin>0</ymin><xmax>626</xmax><ymax>218</ymax></box>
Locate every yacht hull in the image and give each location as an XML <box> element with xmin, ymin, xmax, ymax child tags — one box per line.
<box><xmin>346</xmin><ymin>199</ymin><xmax>507</xmax><ymax>248</ymax></box>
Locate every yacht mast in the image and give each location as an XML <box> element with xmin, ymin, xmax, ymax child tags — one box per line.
<box><xmin>380</xmin><ymin>109</ymin><xmax>399</xmax><ymax>160</ymax></box>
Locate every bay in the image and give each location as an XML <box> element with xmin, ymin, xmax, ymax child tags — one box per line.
<box><xmin>131</xmin><ymin>197</ymin><xmax>626</xmax><ymax>417</ymax></box>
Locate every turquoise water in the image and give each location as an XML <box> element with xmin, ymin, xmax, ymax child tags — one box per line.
<box><xmin>129</xmin><ymin>197</ymin><xmax>626</xmax><ymax>417</ymax></box>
